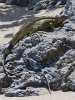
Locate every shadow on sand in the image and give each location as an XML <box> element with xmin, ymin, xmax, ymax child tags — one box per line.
<box><xmin>0</xmin><ymin>4</ymin><xmax>40</xmax><ymax>39</ymax></box>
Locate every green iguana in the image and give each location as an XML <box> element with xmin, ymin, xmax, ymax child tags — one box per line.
<box><xmin>2</xmin><ymin>15</ymin><xmax>68</xmax><ymax>64</ymax></box>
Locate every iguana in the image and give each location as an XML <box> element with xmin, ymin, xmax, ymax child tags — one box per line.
<box><xmin>2</xmin><ymin>15</ymin><xmax>68</xmax><ymax>64</ymax></box>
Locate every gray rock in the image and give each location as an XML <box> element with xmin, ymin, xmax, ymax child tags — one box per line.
<box><xmin>0</xmin><ymin>0</ymin><xmax>6</xmax><ymax>3</ymax></box>
<box><xmin>0</xmin><ymin>0</ymin><xmax>67</xmax><ymax>9</ymax></box>
<box><xmin>5</xmin><ymin>88</ymin><xmax>39</xmax><ymax>97</ymax></box>
<box><xmin>0</xmin><ymin>73</ymin><xmax>12</xmax><ymax>88</ymax></box>
<box><xmin>0</xmin><ymin>0</ymin><xmax>29</xmax><ymax>6</ymax></box>
<box><xmin>1</xmin><ymin>0</ymin><xmax>75</xmax><ymax>97</ymax></box>
<box><xmin>56</xmin><ymin>49</ymin><xmax>75</xmax><ymax>91</ymax></box>
<box><xmin>63</xmin><ymin>0</ymin><xmax>75</xmax><ymax>18</ymax></box>
<box><xmin>6</xmin><ymin>0</ymin><xmax>12</xmax><ymax>4</ymax></box>
<box><xmin>11</xmin><ymin>0</ymin><xmax>29</xmax><ymax>7</ymax></box>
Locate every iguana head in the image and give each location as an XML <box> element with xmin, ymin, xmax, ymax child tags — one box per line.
<box><xmin>57</xmin><ymin>15</ymin><xmax>68</xmax><ymax>24</ymax></box>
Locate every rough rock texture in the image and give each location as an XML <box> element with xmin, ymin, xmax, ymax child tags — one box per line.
<box><xmin>30</xmin><ymin>0</ymin><xmax>67</xmax><ymax>11</ymax></box>
<box><xmin>0</xmin><ymin>0</ymin><xmax>67</xmax><ymax>9</ymax></box>
<box><xmin>0</xmin><ymin>0</ymin><xmax>29</xmax><ymax>6</ymax></box>
<box><xmin>11</xmin><ymin>0</ymin><xmax>29</xmax><ymax>7</ymax></box>
<box><xmin>0</xmin><ymin>0</ymin><xmax>75</xmax><ymax>97</ymax></box>
<box><xmin>0</xmin><ymin>0</ymin><xmax>6</xmax><ymax>3</ymax></box>
<box><xmin>57</xmin><ymin>49</ymin><xmax>75</xmax><ymax>91</ymax></box>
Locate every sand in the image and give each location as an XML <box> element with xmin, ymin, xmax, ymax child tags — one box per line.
<box><xmin>0</xmin><ymin>91</ymin><xmax>75</xmax><ymax>100</ymax></box>
<box><xmin>0</xmin><ymin>3</ymin><xmax>75</xmax><ymax>100</ymax></box>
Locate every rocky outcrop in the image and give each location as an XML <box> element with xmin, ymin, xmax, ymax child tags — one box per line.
<box><xmin>11</xmin><ymin>0</ymin><xmax>29</xmax><ymax>7</ymax></box>
<box><xmin>57</xmin><ymin>49</ymin><xmax>75</xmax><ymax>91</ymax></box>
<box><xmin>0</xmin><ymin>0</ymin><xmax>75</xmax><ymax>97</ymax></box>
<box><xmin>0</xmin><ymin>0</ymin><xmax>6</xmax><ymax>3</ymax></box>
<box><xmin>30</xmin><ymin>0</ymin><xmax>67</xmax><ymax>10</ymax></box>
<box><xmin>0</xmin><ymin>0</ymin><xmax>29</xmax><ymax>6</ymax></box>
<box><xmin>0</xmin><ymin>0</ymin><xmax>67</xmax><ymax>9</ymax></box>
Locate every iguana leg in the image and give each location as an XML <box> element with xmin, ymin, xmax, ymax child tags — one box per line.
<box><xmin>54</xmin><ymin>27</ymin><xmax>62</xmax><ymax>31</ymax></box>
<box><xmin>49</xmin><ymin>23</ymin><xmax>62</xmax><ymax>31</ymax></box>
<box><xmin>49</xmin><ymin>23</ymin><xmax>55</xmax><ymax>30</ymax></box>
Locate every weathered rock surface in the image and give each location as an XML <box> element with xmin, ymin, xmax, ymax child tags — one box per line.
<box><xmin>0</xmin><ymin>0</ymin><xmax>29</xmax><ymax>6</ymax></box>
<box><xmin>0</xmin><ymin>0</ymin><xmax>67</xmax><ymax>10</ymax></box>
<box><xmin>0</xmin><ymin>0</ymin><xmax>75</xmax><ymax>97</ymax></box>
<box><xmin>31</xmin><ymin>0</ymin><xmax>67</xmax><ymax>11</ymax></box>
<box><xmin>0</xmin><ymin>0</ymin><xmax>6</xmax><ymax>3</ymax></box>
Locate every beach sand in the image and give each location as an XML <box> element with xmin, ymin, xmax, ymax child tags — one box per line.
<box><xmin>0</xmin><ymin>90</ymin><xmax>75</xmax><ymax>100</ymax></box>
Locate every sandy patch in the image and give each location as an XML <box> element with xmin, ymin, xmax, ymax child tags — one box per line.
<box><xmin>0</xmin><ymin>91</ymin><xmax>75</xmax><ymax>100</ymax></box>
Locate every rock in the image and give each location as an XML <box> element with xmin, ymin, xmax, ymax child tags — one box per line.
<box><xmin>33</xmin><ymin>0</ymin><xmax>48</xmax><ymax>11</ymax></box>
<box><xmin>0</xmin><ymin>73</ymin><xmax>12</xmax><ymax>88</ymax></box>
<box><xmin>63</xmin><ymin>0</ymin><xmax>75</xmax><ymax>18</ymax></box>
<box><xmin>0</xmin><ymin>0</ymin><xmax>67</xmax><ymax>9</ymax></box>
<box><xmin>5</xmin><ymin>87</ymin><xmax>48</xmax><ymax>97</ymax></box>
<box><xmin>0</xmin><ymin>0</ymin><xmax>6</xmax><ymax>3</ymax></box>
<box><xmin>6</xmin><ymin>0</ymin><xmax>12</xmax><ymax>4</ymax></box>
<box><xmin>56</xmin><ymin>49</ymin><xmax>75</xmax><ymax>91</ymax></box>
<box><xmin>0</xmin><ymin>0</ymin><xmax>75</xmax><ymax>97</ymax></box>
<box><xmin>61</xmin><ymin>0</ymin><xmax>67</xmax><ymax>5</ymax></box>
<box><xmin>28</xmin><ymin>0</ymin><xmax>41</xmax><ymax>10</ymax></box>
<box><xmin>67</xmin><ymin>71</ymin><xmax>75</xmax><ymax>91</ymax></box>
<box><xmin>29</xmin><ymin>0</ymin><xmax>67</xmax><ymax>10</ymax></box>
<box><xmin>0</xmin><ymin>0</ymin><xmax>29</xmax><ymax>6</ymax></box>
<box><xmin>11</xmin><ymin>0</ymin><xmax>29</xmax><ymax>7</ymax></box>
<box><xmin>5</xmin><ymin>88</ymin><xmax>38</xmax><ymax>97</ymax></box>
